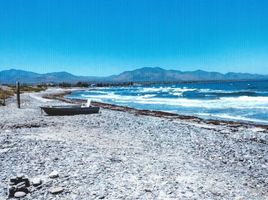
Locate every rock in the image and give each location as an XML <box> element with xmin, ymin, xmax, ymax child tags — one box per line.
<box><xmin>144</xmin><ymin>189</ymin><xmax>152</xmax><ymax>193</ymax></box>
<box><xmin>32</xmin><ymin>178</ymin><xmax>42</xmax><ymax>187</ymax></box>
<box><xmin>109</xmin><ymin>157</ymin><xmax>122</xmax><ymax>163</ymax></box>
<box><xmin>53</xmin><ymin>157</ymin><xmax>59</xmax><ymax>161</ymax></box>
<box><xmin>14</xmin><ymin>191</ymin><xmax>26</xmax><ymax>198</ymax></box>
<box><xmin>16</xmin><ymin>174</ymin><xmax>24</xmax><ymax>180</ymax></box>
<box><xmin>16</xmin><ymin>187</ymin><xmax>29</xmax><ymax>194</ymax></box>
<box><xmin>10</xmin><ymin>177</ymin><xmax>17</xmax><ymax>183</ymax></box>
<box><xmin>16</xmin><ymin>181</ymin><xmax>26</xmax><ymax>188</ymax></box>
<box><xmin>22</xmin><ymin>178</ymin><xmax>30</xmax><ymax>187</ymax></box>
<box><xmin>8</xmin><ymin>186</ymin><xmax>16</xmax><ymax>198</ymax></box>
<box><xmin>9</xmin><ymin>181</ymin><xmax>16</xmax><ymax>186</ymax></box>
<box><xmin>49</xmin><ymin>171</ymin><xmax>59</xmax><ymax>178</ymax></box>
<box><xmin>49</xmin><ymin>186</ymin><xmax>64</xmax><ymax>194</ymax></box>
<box><xmin>10</xmin><ymin>176</ymin><xmax>30</xmax><ymax>186</ymax></box>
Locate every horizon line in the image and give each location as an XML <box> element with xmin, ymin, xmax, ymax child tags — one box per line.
<box><xmin>1</xmin><ymin>67</ymin><xmax>268</xmax><ymax>77</ymax></box>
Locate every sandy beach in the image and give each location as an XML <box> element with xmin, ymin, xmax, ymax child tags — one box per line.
<box><xmin>0</xmin><ymin>88</ymin><xmax>268</xmax><ymax>199</ymax></box>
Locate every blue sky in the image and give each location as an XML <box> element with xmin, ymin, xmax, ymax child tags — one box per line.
<box><xmin>0</xmin><ymin>0</ymin><xmax>268</xmax><ymax>76</ymax></box>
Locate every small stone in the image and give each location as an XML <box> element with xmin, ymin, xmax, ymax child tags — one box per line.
<box><xmin>8</xmin><ymin>186</ymin><xmax>16</xmax><ymax>198</ymax></box>
<box><xmin>9</xmin><ymin>181</ymin><xmax>15</xmax><ymax>186</ymax></box>
<box><xmin>49</xmin><ymin>187</ymin><xmax>64</xmax><ymax>194</ymax></box>
<box><xmin>16</xmin><ymin>187</ymin><xmax>29</xmax><ymax>194</ymax></box>
<box><xmin>144</xmin><ymin>189</ymin><xmax>152</xmax><ymax>193</ymax></box>
<box><xmin>32</xmin><ymin>178</ymin><xmax>42</xmax><ymax>187</ymax></box>
<box><xmin>49</xmin><ymin>171</ymin><xmax>59</xmax><ymax>178</ymax></box>
<box><xmin>35</xmin><ymin>185</ymin><xmax>42</xmax><ymax>190</ymax></box>
<box><xmin>14</xmin><ymin>191</ymin><xmax>26</xmax><ymax>198</ymax></box>
<box><xmin>28</xmin><ymin>186</ymin><xmax>36</xmax><ymax>193</ymax></box>
<box><xmin>10</xmin><ymin>177</ymin><xmax>17</xmax><ymax>182</ymax></box>
<box><xmin>16</xmin><ymin>181</ymin><xmax>26</xmax><ymax>188</ymax></box>
<box><xmin>16</xmin><ymin>174</ymin><xmax>24</xmax><ymax>180</ymax></box>
<box><xmin>10</xmin><ymin>177</ymin><xmax>24</xmax><ymax>185</ymax></box>
<box><xmin>22</xmin><ymin>178</ymin><xmax>30</xmax><ymax>187</ymax></box>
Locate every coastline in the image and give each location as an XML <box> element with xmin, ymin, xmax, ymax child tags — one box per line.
<box><xmin>1</xmin><ymin>88</ymin><xmax>268</xmax><ymax>199</ymax></box>
<box><xmin>44</xmin><ymin>89</ymin><xmax>268</xmax><ymax>131</ymax></box>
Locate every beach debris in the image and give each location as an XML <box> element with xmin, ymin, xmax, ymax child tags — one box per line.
<box><xmin>49</xmin><ymin>170</ymin><xmax>59</xmax><ymax>178</ymax></box>
<box><xmin>49</xmin><ymin>186</ymin><xmax>64</xmax><ymax>194</ymax></box>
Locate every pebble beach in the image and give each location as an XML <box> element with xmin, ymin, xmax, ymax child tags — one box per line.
<box><xmin>0</xmin><ymin>89</ymin><xmax>268</xmax><ymax>199</ymax></box>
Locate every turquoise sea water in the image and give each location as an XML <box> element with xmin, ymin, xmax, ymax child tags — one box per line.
<box><xmin>67</xmin><ymin>80</ymin><xmax>268</xmax><ymax>124</ymax></box>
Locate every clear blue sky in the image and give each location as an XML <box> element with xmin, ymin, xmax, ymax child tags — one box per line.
<box><xmin>0</xmin><ymin>0</ymin><xmax>268</xmax><ymax>76</ymax></box>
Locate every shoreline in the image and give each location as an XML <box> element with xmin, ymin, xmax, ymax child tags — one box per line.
<box><xmin>43</xmin><ymin>89</ymin><xmax>268</xmax><ymax>131</ymax></box>
<box><xmin>1</xmin><ymin>88</ymin><xmax>268</xmax><ymax>199</ymax></box>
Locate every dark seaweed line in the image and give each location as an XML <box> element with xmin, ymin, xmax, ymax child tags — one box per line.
<box><xmin>42</xmin><ymin>91</ymin><xmax>268</xmax><ymax>131</ymax></box>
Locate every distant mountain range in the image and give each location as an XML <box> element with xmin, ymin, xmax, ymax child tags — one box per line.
<box><xmin>1</xmin><ymin>67</ymin><xmax>268</xmax><ymax>84</ymax></box>
<box><xmin>0</xmin><ymin>69</ymin><xmax>102</xmax><ymax>84</ymax></box>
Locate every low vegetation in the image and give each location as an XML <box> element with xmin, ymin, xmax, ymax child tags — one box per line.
<box><xmin>0</xmin><ymin>85</ymin><xmax>47</xmax><ymax>106</ymax></box>
<box><xmin>10</xmin><ymin>85</ymin><xmax>48</xmax><ymax>93</ymax></box>
<box><xmin>0</xmin><ymin>88</ymin><xmax>14</xmax><ymax>106</ymax></box>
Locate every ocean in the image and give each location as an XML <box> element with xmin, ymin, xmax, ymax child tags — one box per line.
<box><xmin>67</xmin><ymin>80</ymin><xmax>268</xmax><ymax>124</ymax></box>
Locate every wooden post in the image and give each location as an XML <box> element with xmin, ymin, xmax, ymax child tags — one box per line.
<box><xmin>3</xmin><ymin>92</ymin><xmax>5</xmax><ymax>106</ymax></box>
<box><xmin>16</xmin><ymin>81</ymin><xmax>20</xmax><ymax>108</ymax></box>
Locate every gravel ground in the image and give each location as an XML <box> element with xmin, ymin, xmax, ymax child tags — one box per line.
<box><xmin>0</xmin><ymin>89</ymin><xmax>268</xmax><ymax>199</ymax></box>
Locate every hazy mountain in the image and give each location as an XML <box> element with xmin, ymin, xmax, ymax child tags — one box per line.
<box><xmin>109</xmin><ymin>67</ymin><xmax>268</xmax><ymax>82</ymax></box>
<box><xmin>0</xmin><ymin>69</ymin><xmax>100</xmax><ymax>84</ymax></box>
<box><xmin>0</xmin><ymin>67</ymin><xmax>268</xmax><ymax>84</ymax></box>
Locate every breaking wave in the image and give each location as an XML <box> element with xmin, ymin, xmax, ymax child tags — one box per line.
<box><xmin>68</xmin><ymin>80</ymin><xmax>268</xmax><ymax>124</ymax></box>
